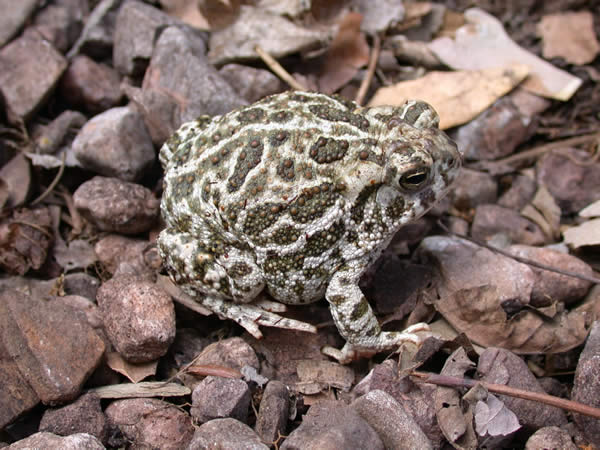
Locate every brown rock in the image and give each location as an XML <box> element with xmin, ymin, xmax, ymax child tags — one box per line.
<box><xmin>0</xmin><ymin>0</ymin><xmax>38</xmax><ymax>47</ymax></box>
<box><xmin>105</xmin><ymin>398</ymin><xmax>194</xmax><ymax>449</ymax></box>
<box><xmin>39</xmin><ymin>393</ymin><xmax>108</xmax><ymax>444</ymax></box>
<box><xmin>97</xmin><ymin>274</ymin><xmax>175</xmax><ymax>363</ymax></box>
<box><xmin>281</xmin><ymin>401</ymin><xmax>384</xmax><ymax>450</ymax></box>
<box><xmin>525</xmin><ymin>426</ymin><xmax>577</xmax><ymax>450</ymax></box>
<box><xmin>0</xmin><ymin>31</ymin><xmax>67</xmax><ymax>120</ymax></box>
<box><xmin>352</xmin><ymin>389</ymin><xmax>433</xmax><ymax>450</ymax></box>
<box><xmin>195</xmin><ymin>337</ymin><xmax>260</xmax><ymax>373</ymax></box>
<box><xmin>30</xmin><ymin>0</ymin><xmax>87</xmax><ymax>53</ymax></box>
<box><xmin>74</xmin><ymin>176</ymin><xmax>159</xmax><ymax>234</ymax></box>
<box><xmin>255</xmin><ymin>380</ymin><xmax>289</xmax><ymax>444</ymax></box>
<box><xmin>450</xmin><ymin>168</ymin><xmax>498</xmax><ymax>211</ymax></box>
<box><xmin>571</xmin><ymin>321</ymin><xmax>600</xmax><ymax>447</ymax></box>
<box><xmin>113</xmin><ymin>0</ymin><xmax>179</xmax><ymax>76</ymax></box>
<box><xmin>191</xmin><ymin>376</ymin><xmax>251</xmax><ymax>424</ymax></box>
<box><xmin>478</xmin><ymin>347</ymin><xmax>567</xmax><ymax>430</ymax></box>
<box><xmin>63</xmin><ymin>272</ymin><xmax>101</xmax><ymax>302</ymax></box>
<box><xmin>7</xmin><ymin>432</ymin><xmax>105</xmax><ymax>450</ymax></box>
<box><xmin>60</xmin><ymin>54</ymin><xmax>123</xmax><ymax>113</ymax></box>
<box><xmin>471</xmin><ymin>204</ymin><xmax>547</xmax><ymax>245</ymax></box>
<box><xmin>536</xmin><ymin>148</ymin><xmax>600</xmax><ymax>214</ymax></box>
<box><xmin>136</xmin><ymin>25</ymin><xmax>246</xmax><ymax>145</ymax></box>
<box><xmin>0</xmin><ymin>288</ymin><xmax>105</xmax><ymax>404</ymax></box>
<box><xmin>508</xmin><ymin>245</ymin><xmax>594</xmax><ymax>307</ymax></box>
<box><xmin>219</xmin><ymin>64</ymin><xmax>285</xmax><ymax>103</ymax></box>
<box><xmin>94</xmin><ymin>234</ymin><xmax>154</xmax><ymax>276</ymax></box>
<box><xmin>188</xmin><ymin>418</ymin><xmax>268</xmax><ymax>450</ymax></box>
<box><xmin>32</xmin><ymin>110</ymin><xmax>87</xmax><ymax>155</ymax></box>
<box><xmin>498</xmin><ymin>174</ymin><xmax>537</xmax><ymax>210</ymax></box>
<box><xmin>0</xmin><ymin>152</ymin><xmax>31</xmax><ymax>207</ymax></box>
<box><xmin>454</xmin><ymin>97</ymin><xmax>534</xmax><ymax>161</ymax></box>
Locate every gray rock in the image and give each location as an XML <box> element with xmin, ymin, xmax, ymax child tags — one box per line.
<box><xmin>0</xmin><ymin>0</ymin><xmax>38</xmax><ymax>47</ymax></box>
<box><xmin>72</xmin><ymin>106</ymin><xmax>155</xmax><ymax>181</ymax></box>
<box><xmin>352</xmin><ymin>389</ymin><xmax>433</xmax><ymax>450</ymax></box>
<box><xmin>471</xmin><ymin>204</ymin><xmax>547</xmax><ymax>246</ymax></box>
<box><xmin>281</xmin><ymin>401</ymin><xmax>384</xmax><ymax>450</ymax></box>
<box><xmin>219</xmin><ymin>64</ymin><xmax>285</xmax><ymax>103</ymax></box>
<box><xmin>188</xmin><ymin>418</ymin><xmax>268</xmax><ymax>450</ymax></box>
<box><xmin>450</xmin><ymin>167</ymin><xmax>498</xmax><ymax>210</ymax></box>
<box><xmin>39</xmin><ymin>393</ymin><xmax>108</xmax><ymax>444</ymax></box>
<box><xmin>94</xmin><ymin>234</ymin><xmax>154</xmax><ymax>277</ymax></box>
<box><xmin>113</xmin><ymin>0</ymin><xmax>179</xmax><ymax>76</ymax></box>
<box><xmin>33</xmin><ymin>110</ymin><xmax>87</xmax><ymax>155</ymax></box>
<box><xmin>525</xmin><ymin>426</ymin><xmax>577</xmax><ymax>450</ymax></box>
<box><xmin>31</xmin><ymin>0</ymin><xmax>87</xmax><ymax>52</ymax></box>
<box><xmin>255</xmin><ymin>380</ymin><xmax>289</xmax><ymax>443</ymax></box>
<box><xmin>497</xmin><ymin>174</ymin><xmax>537</xmax><ymax>210</ymax></box>
<box><xmin>73</xmin><ymin>176</ymin><xmax>159</xmax><ymax>234</ymax></box>
<box><xmin>97</xmin><ymin>274</ymin><xmax>175</xmax><ymax>363</ymax></box>
<box><xmin>0</xmin><ymin>31</ymin><xmax>67</xmax><ymax>120</ymax></box>
<box><xmin>191</xmin><ymin>376</ymin><xmax>251</xmax><ymax>424</ymax></box>
<box><xmin>135</xmin><ymin>25</ymin><xmax>246</xmax><ymax>145</ymax></box>
<box><xmin>8</xmin><ymin>432</ymin><xmax>105</xmax><ymax>450</ymax></box>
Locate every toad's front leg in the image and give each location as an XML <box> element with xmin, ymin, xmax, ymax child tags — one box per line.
<box><xmin>322</xmin><ymin>263</ymin><xmax>430</xmax><ymax>364</ymax></box>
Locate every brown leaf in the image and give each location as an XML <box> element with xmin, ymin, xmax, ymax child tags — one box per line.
<box><xmin>428</xmin><ymin>8</ymin><xmax>582</xmax><ymax>101</ymax></box>
<box><xmin>563</xmin><ymin>219</ymin><xmax>600</xmax><ymax>249</ymax></box>
<box><xmin>106</xmin><ymin>352</ymin><xmax>157</xmax><ymax>383</ymax></box>
<box><xmin>0</xmin><ymin>207</ymin><xmax>53</xmax><ymax>275</ymax></box>
<box><xmin>368</xmin><ymin>65</ymin><xmax>528</xmax><ymax>129</ymax></box>
<box><xmin>319</xmin><ymin>12</ymin><xmax>369</xmax><ymax>94</ymax></box>
<box><xmin>537</xmin><ymin>11</ymin><xmax>600</xmax><ymax>65</ymax></box>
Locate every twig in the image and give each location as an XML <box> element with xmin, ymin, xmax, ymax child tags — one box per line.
<box><xmin>255</xmin><ymin>45</ymin><xmax>307</xmax><ymax>91</ymax></box>
<box><xmin>355</xmin><ymin>34</ymin><xmax>381</xmax><ymax>106</ymax></box>
<box><xmin>411</xmin><ymin>371</ymin><xmax>600</xmax><ymax>420</ymax></box>
<box><xmin>31</xmin><ymin>152</ymin><xmax>66</xmax><ymax>205</ymax></box>
<box><xmin>438</xmin><ymin>221</ymin><xmax>600</xmax><ymax>285</ymax></box>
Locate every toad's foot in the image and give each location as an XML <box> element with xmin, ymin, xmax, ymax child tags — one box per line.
<box><xmin>321</xmin><ymin>322</ymin><xmax>432</xmax><ymax>364</ymax></box>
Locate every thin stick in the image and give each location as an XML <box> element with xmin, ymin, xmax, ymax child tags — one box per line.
<box><xmin>255</xmin><ymin>45</ymin><xmax>307</xmax><ymax>91</ymax></box>
<box><xmin>355</xmin><ymin>34</ymin><xmax>381</xmax><ymax>106</ymax></box>
<box><xmin>31</xmin><ymin>152</ymin><xmax>66</xmax><ymax>205</ymax></box>
<box><xmin>438</xmin><ymin>221</ymin><xmax>600</xmax><ymax>285</ymax></box>
<box><xmin>412</xmin><ymin>371</ymin><xmax>600</xmax><ymax>419</ymax></box>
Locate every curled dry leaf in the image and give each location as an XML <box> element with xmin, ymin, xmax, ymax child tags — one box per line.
<box><xmin>0</xmin><ymin>207</ymin><xmax>53</xmax><ymax>275</ymax></box>
<box><xmin>435</xmin><ymin>285</ymin><xmax>591</xmax><ymax>354</ymax></box>
<box><xmin>520</xmin><ymin>185</ymin><xmax>561</xmax><ymax>240</ymax></box>
<box><xmin>474</xmin><ymin>393</ymin><xmax>520</xmax><ymax>438</ymax></box>
<box><xmin>428</xmin><ymin>8</ymin><xmax>582</xmax><ymax>101</ymax></box>
<box><xmin>369</xmin><ymin>64</ymin><xmax>528</xmax><ymax>129</ymax></box>
<box><xmin>537</xmin><ymin>11</ymin><xmax>600</xmax><ymax>65</ymax></box>
<box><xmin>106</xmin><ymin>351</ymin><xmax>157</xmax><ymax>383</ymax></box>
<box><xmin>318</xmin><ymin>12</ymin><xmax>369</xmax><ymax>94</ymax></box>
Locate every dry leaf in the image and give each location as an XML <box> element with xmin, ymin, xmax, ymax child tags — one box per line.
<box><xmin>474</xmin><ymin>394</ymin><xmax>521</xmax><ymax>437</ymax></box>
<box><xmin>428</xmin><ymin>8</ymin><xmax>582</xmax><ymax>101</ymax></box>
<box><xmin>53</xmin><ymin>238</ymin><xmax>97</xmax><ymax>272</ymax></box>
<box><xmin>537</xmin><ymin>11</ymin><xmax>600</xmax><ymax>65</ymax></box>
<box><xmin>160</xmin><ymin>0</ymin><xmax>211</xmax><ymax>29</ymax></box>
<box><xmin>106</xmin><ymin>351</ymin><xmax>157</xmax><ymax>383</ymax></box>
<box><xmin>579</xmin><ymin>200</ymin><xmax>600</xmax><ymax>218</ymax></box>
<box><xmin>0</xmin><ymin>153</ymin><xmax>31</xmax><ymax>207</ymax></box>
<box><xmin>563</xmin><ymin>219</ymin><xmax>600</xmax><ymax>249</ymax></box>
<box><xmin>435</xmin><ymin>285</ymin><xmax>591</xmax><ymax>354</ymax></box>
<box><xmin>318</xmin><ymin>12</ymin><xmax>369</xmax><ymax>94</ymax></box>
<box><xmin>368</xmin><ymin>65</ymin><xmax>528</xmax><ymax>129</ymax></box>
<box><xmin>0</xmin><ymin>178</ymin><xmax>8</xmax><ymax>210</ymax></box>
<box><xmin>296</xmin><ymin>359</ymin><xmax>355</xmax><ymax>392</ymax></box>
<box><xmin>520</xmin><ymin>185</ymin><xmax>561</xmax><ymax>240</ymax></box>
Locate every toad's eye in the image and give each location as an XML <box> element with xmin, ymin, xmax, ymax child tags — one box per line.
<box><xmin>399</xmin><ymin>167</ymin><xmax>429</xmax><ymax>190</ymax></box>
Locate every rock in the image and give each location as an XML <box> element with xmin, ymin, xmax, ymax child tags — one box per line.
<box><xmin>453</xmin><ymin>97</ymin><xmax>533</xmax><ymax>161</ymax></box>
<box><xmin>352</xmin><ymin>389</ymin><xmax>433</xmax><ymax>450</ymax></box>
<box><xmin>30</xmin><ymin>0</ymin><xmax>87</xmax><ymax>53</ymax></box>
<box><xmin>63</xmin><ymin>272</ymin><xmax>101</xmax><ymax>302</ymax></box>
<box><xmin>72</xmin><ymin>107</ymin><xmax>155</xmax><ymax>181</ymax></box>
<box><xmin>525</xmin><ymin>426</ymin><xmax>577</xmax><ymax>450</ymax></box>
<box><xmin>471</xmin><ymin>204</ymin><xmax>547</xmax><ymax>245</ymax></box>
<box><xmin>478</xmin><ymin>347</ymin><xmax>567</xmax><ymax>430</ymax></box>
<box><xmin>188</xmin><ymin>418</ymin><xmax>268</xmax><ymax>450</ymax></box>
<box><xmin>0</xmin><ymin>152</ymin><xmax>31</xmax><ymax>207</ymax></box>
<box><xmin>33</xmin><ymin>110</ymin><xmax>87</xmax><ymax>155</ymax></box>
<box><xmin>0</xmin><ymin>31</ymin><xmax>67</xmax><ymax>120</ymax></box>
<box><xmin>282</xmin><ymin>401</ymin><xmax>384</xmax><ymax>449</ymax></box>
<box><xmin>219</xmin><ymin>64</ymin><xmax>285</xmax><ymax>103</ymax></box>
<box><xmin>105</xmin><ymin>398</ymin><xmax>194</xmax><ymax>449</ymax></box>
<box><xmin>73</xmin><ymin>176</ymin><xmax>159</xmax><ymax>234</ymax></box>
<box><xmin>94</xmin><ymin>234</ymin><xmax>154</xmax><ymax>277</ymax></box>
<box><xmin>0</xmin><ymin>0</ymin><xmax>38</xmax><ymax>47</ymax></box>
<box><xmin>450</xmin><ymin>168</ymin><xmax>498</xmax><ymax>210</ymax></box>
<box><xmin>195</xmin><ymin>337</ymin><xmax>260</xmax><ymax>373</ymax></box>
<box><xmin>418</xmin><ymin>235</ymin><xmax>535</xmax><ymax>308</ymax></box>
<box><xmin>572</xmin><ymin>321</ymin><xmax>600</xmax><ymax>447</ymax></box>
<box><xmin>113</xmin><ymin>0</ymin><xmax>179</xmax><ymax>76</ymax></box>
<box><xmin>39</xmin><ymin>393</ymin><xmax>108</xmax><ymax>444</ymax></box>
<box><xmin>191</xmin><ymin>376</ymin><xmax>251</xmax><ymax>424</ymax></box>
<box><xmin>508</xmin><ymin>245</ymin><xmax>594</xmax><ymax>307</ymax></box>
<box><xmin>7</xmin><ymin>432</ymin><xmax>105</xmax><ymax>450</ymax></box>
<box><xmin>498</xmin><ymin>174</ymin><xmax>537</xmax><ymax>210</ymax></box>
<box><xmin>60</xmin><ymin>54</ymin><xmax>123</xmax><ymax>113</ymax></box>
<box><xmin>79</xmin><ymin>2</ymin><xmax>118</xmax><ymax>59</ymax></box>
<box><xmin>536</xmin><ymin>148</ymin><xmax>600</xmax><ymax>214</ymax></box>
<box><xmin>97</xmin><ymin>274</ymin><xmax>175</xmax><ymax>363</ymax></box>
<box><xmin>255</xmin><ymin>380</ymin><xmax>289</xmax><ymax>443</ymax></box>
<box><xmin>134</xmin><ymin>25</ymin><xmax>246</xmax><ymax>145</ymax></box>
<box><xmin>0</xmin><ymin>288</ymin><xmax>105</xmax><ymax>405</ymax></box>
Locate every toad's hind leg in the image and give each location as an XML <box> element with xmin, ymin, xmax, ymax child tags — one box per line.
<box><xmin>158</xmin><ymin>229</ymin><xmax>316</xmax><ymax>337</ymax></box>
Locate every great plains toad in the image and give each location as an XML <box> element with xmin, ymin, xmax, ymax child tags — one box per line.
<box><xmin>158</xmin><ymin>91</ymin><xmax>461</xmax><ymax>363</ymax></box>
